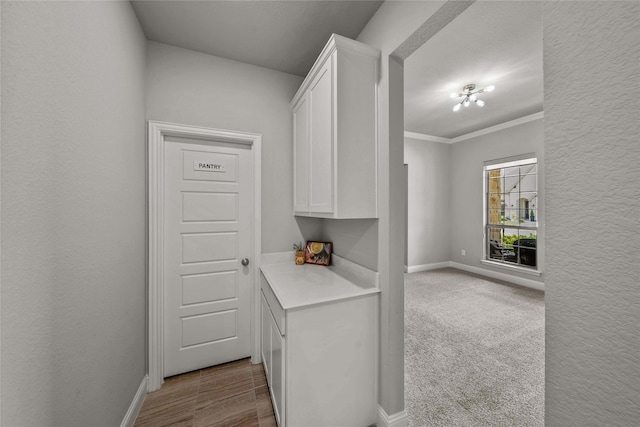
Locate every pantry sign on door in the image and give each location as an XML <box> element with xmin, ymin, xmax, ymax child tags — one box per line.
<box><xmin>185</xmin><ymin>151</ymin><xmax>237</xmax><ymax>183</ymax></box>
<box><xmin>193</xmin><ymin>160</ymin><xmax>226</xmax><ymax>173</ymax></box>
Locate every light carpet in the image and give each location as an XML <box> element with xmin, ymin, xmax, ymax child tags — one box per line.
<box><xmin>405</xmin><ymin>268</ymin><xmax>544</xmax><ymax>426</ymax></box>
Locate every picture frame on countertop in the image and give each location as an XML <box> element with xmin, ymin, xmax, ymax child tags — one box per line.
<box><xmin>304</xmin><ymin>241</ymin><xmax>332</xmax><ymax>266</ymax></box>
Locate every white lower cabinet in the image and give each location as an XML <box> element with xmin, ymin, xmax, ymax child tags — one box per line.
<box><xmin>260</xmin><ymin>271</ymin><xmax>378</xmax><ymax>427</ymax></box>
<box><xmin>270</xmin><ymin>320</ymin><xmax>284</xmax><ymax>423</ymax></box>
<box><xmin>261</xmin><ymin>291</ymin><xmax>284</xmax><ymax>425</ymax></box>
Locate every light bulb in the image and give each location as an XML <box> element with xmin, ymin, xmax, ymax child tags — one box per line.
<box><xmin>453</xmin><ymin>103</ymin><xmax>461</xmax><ymax>112</ymax></box>
<box><xmin>476</xmin><ymin>99</ymin><xmax>485</xmax><ymax>107</ymax></box>
<box><xmin>485</xmin><ymin>85</ymin><xmax>495</xmax><ymax>92</ymax></box>
<box><xmin>470</xmin><ymin>94</ymin><xmax>477</xmax><ymax>101</ymax></box>
<box><xmin>450</xmin><ymin>92</ymin><xmax>459</xmax><ymax>99</ymax></box>
<box><xmin>463</xmin><ymin>99</ymin><xmax>470</xmax><ymax>107</ymax></box>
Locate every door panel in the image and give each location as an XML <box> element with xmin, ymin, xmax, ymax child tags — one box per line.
<box><xmin>164</xmin><ymin>140</ymin><xmax>252</xmax><ymax>377</ymax></box>
<box><xmin>271</xmin><ymin>321</ymin><xmax>284</xmax><ymax>425</ymax></box>
<box><xmin>182</xmin><ymin>271</ymin><xmax>237</xmax><ymax>305</ymax></box>
<box><xmin>182</xmin><ymin>192</ymin><xmax>238</xmax><ymax>222</ymax></box>
<box><xmin>181</xmin><ymin>232</ymin><xmax>237</xmax><ymax>263</ymax></box>
<box><xmin>293</xmin><ymin>96</ymin><xmax>309</xmax><ymax>212</ymax></box>
<box><xmin>181</xmin><ymin>310</ymin><xmax>237</xmax><ymax>347</ymax></box>
<box><xmin>261</xmin><ymin>293</ymin><xmax>271</xmax><ymax>379</ymax></box>
<box><xmin>309</xmin><ymin>57</ymin><xmax>333</xmax><ymax>213</ymax></box>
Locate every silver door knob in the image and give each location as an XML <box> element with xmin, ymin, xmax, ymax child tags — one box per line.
<box><xmin>241</xmin><ymin>258</ymin><xmax>250</xmax><ymax>266</ymax></box>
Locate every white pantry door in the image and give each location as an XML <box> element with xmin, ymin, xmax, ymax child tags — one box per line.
<box><xmin>163</xmin><ymin>138</ymin><xmax>252</xmax><ymax>377</ymax></box>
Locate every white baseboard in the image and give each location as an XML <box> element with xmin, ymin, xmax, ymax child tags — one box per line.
<box><xmin>121</xmin><ymin>375</ymin><xmax>148</xmax><ymax>427</ymax></box>
<box><xmin>405</xmin><ymin>261</ymin><xmax>544</xmax><ymax>291</ymax></box>
<box><xmin>377</xmin><ymin>405</ymin><xmax>408</xmax><ymax>427</ymax></box>
<box><xmin>450</xmin><ymin>262</ymin><xmax>544</xmax><ymax>291</ymax></box>
<box><xmin>405</xmin><ymin>261</ymin><xmax>451</xmax><ymax>274</ymax></box>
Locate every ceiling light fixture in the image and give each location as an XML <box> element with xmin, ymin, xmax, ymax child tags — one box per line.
<box><xmin>451</xmin><ymin>83</ymin><xmax>495</xmax><ymax>112</ymax></box>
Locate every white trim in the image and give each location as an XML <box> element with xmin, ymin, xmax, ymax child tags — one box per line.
<box><xmin>403</xmin><ymin>131</ymin><xmax>450</xmax><ymax>144</ymax></box>
<box><xmin>147</xmin><ymin>121</ymin><xmax>262</xmax><ymax>391</ymax></box>
<box><xmin>404</xmin><ymin>261</ymin><xmax>544</xmax><ymax>291</ymax></box>
<box><xmin>377</xmin><ymin>406</ymin><xmax>408</xmax><ymax>427</ymax></box>
<box><xmin>0</xmin><ymin>1</ymin><xmax>3</xmax><ymax>419</ymax></box>
<box><xmin>450</xmin><ymin>111</ymin><xmax>544</xmax><ymax>143</ymax></box>
<box><xmin>120</xmin><ymin>375</ymin><xmax>148</xmax><ymax>427</ymax></box>
<box><xmin>451</xmin><ymin>262</ymin><xmax>544</xmax><ymax>291</ymax></box>
<box><xmin>251</xmin><ymin>137</ymin><xmax>262</xmax><ymax>365</ymax></box>
<box><xmin>484</xmin><ymin>154</ymin><xmax>537</xmax><ymax>170</ymax></box>
<box><xmin>405</xmin><ymin>261</ymin><xmax>451</xmax><ymax>273</ymax></box>
<box><xmin>404</xmin><ymin>111</ymin><xmax>544</xmax><ymax>145</ymax></box>
<box><xmin>480</xmin><ymin>259</ymin><xmax>542</xmax><ymax>277</ymax></box>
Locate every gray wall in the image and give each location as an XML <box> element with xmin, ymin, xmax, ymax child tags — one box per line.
<box><xmin>293</xmin><ymin>217</ymin><xmax>378</xmax><ymax>272</ymax></box>
<box><xmin>404</xmin><ymin>137</ymin><xmax>451</xmax><ymax>268</ymax></box>
<box><xmin>146</xmin><ymin>41</ymin><xmax>304</xmax><ymax>254</ymax></box>
<box><xmin>543</xmin><ymin>2</ymin><xmax>640</xmax><ymax>425</ymax></box>
<box><xmin>322</xmin><ymin>219</ymin><xmax>379</xmax><ymax>271</ymax></box>
<box><xmin>1</xmin><ymin>1</ymin><xmax>147</xmax><ymax>425</ymax></box>
<box><xmin>450</xmin><ymin>119</ymin><xmax>544</xmax><ymax>284</ymax></box>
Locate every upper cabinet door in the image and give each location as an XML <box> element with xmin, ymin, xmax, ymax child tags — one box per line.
<box><xmin>293</xmin><ymin>95</ymin><xmax>309</xmax><ymax>214</ymax></box>
<box><xmin>308</xmin><ymin>58</ymin><xmax>334</xmax><ymax>214</ymax></box>
<box><xmin>290</xmin><ymin>34</ymin><xmax>380</xmax><ymax>219</ymax></box>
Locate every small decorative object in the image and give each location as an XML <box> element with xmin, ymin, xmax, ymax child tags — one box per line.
<box><xmin>304</xmin><ymin>241</ymin><xmax>332</xmax><ymax>266</ymax></box>
<box><xmin>293</xmin><ymin>242</ymin><xmax>305</xmax><ymax>265</ymax></box>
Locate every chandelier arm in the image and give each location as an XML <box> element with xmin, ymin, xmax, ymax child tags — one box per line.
<box><xmin>450</xmin><ymin>84</ymin><xmax>495</xmax><ymax>111</ymax></box>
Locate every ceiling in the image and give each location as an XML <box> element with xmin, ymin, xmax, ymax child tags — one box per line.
<box><xmin>131</xmin><ymin>0</ymin><xmax>543</xmax><ymax>140</ymax></box>
<box><xmin>130</xmin><ymin>0</ymin><xmax>383</xmax><ymax>77</ymax></box>
<box><xmin>404</xmin><ymin>1</ymin><xmax>543</xmax><ymax>139</ymax></box>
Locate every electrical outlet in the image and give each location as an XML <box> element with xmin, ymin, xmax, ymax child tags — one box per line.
<box><xmin>461</xmin><ymin>249</ymin><xmax>466</xmax><ymax>256</ymax></box>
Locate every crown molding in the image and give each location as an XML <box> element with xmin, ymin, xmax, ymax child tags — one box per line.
<box><xmin>450</xmin><ymin>111</ymin><xmax>544</xmax><ymax>143</ymax></box>
<box><xmin>403</xmin><ymin>131</ymin><xmax>451</xmax><ymax>144</ymax></box>
<box><xmin>404</xmin><ymin>111</ymin><xmax>544</xmax><ymax>145</ymax></box>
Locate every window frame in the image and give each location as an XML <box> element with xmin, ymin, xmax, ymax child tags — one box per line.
<box><xmin>482</xmin><ymin>156</ymin><xmax>541</xmax><ymax>275</ymax></box>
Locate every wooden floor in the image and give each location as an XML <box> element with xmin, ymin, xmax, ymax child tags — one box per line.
<box><xmin>134</xmin><ymin>358</ymin><xmax>277</xmax><ymax>427</ymax></box>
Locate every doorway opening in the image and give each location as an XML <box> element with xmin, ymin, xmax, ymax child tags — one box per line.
<box><xmin>399</xmin><ymin>1</ymin><xmax>544</xmax><ymax>425</ymax></box>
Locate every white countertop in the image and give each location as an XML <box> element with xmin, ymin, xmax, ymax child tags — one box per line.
<box><xmin>260</xmin><ymin>256</ymin><xmax>380</xmax><ymax>310</ymax></box>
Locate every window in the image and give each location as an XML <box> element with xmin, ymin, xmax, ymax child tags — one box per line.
<box><xmin>485</xmin><ymin>156</ymin><xmax>538</xmax><ymax>269</ymax></box>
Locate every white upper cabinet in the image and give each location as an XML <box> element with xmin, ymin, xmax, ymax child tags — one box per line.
<box><xmin>292</xmin><ymin>95</ymin><xmax>309</xmax><ymax>213</ymax></box>
<box><xmin>291</xmin><ymin>34</ymin><xmax>380</xmax><ymax>219</ymax></box>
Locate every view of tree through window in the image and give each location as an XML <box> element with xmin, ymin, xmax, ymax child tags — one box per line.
<box><xmin>485</xmin><ymin>158</ymin><xmax>538</xmax><ymax>269</ymax></box>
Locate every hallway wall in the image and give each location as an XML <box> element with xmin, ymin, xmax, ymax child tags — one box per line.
<box><xmin>543</xmin><ymin>2</ymin><xmax>640</xmax><ymax>425</ymax></box>
<box><xmin>1</xmin><ymin>2</ymin><xmax>147</xmax><ymax>425</ymax></box>
<box><xmin>145</xmin><ymin>41</ymin><xmax>304</xmax><ymax>254</ymax></box>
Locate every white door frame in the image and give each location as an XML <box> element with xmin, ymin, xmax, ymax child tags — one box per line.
<box><xmin>147</xmin><ymin>120</ymin><xmax>262</xmax><ymax>392</ymax></box>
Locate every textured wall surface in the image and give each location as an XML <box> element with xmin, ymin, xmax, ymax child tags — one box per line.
<box><xmin>450</xmin><ymin>119</ymin><xmax>544</xmax><ymax>283</ymax></box>
<box><xmin>544</xmin><ymin>2</ymin><xmax>640</xmax><ymax>425</ymax></box>
<box><xmin>146</xmin><ymin>42</ymin><xmax>303</xmax><ymax>254</ymax></box>
<box><xmin>404</xmin><ymin>137</ymin><xmax>451</xmax><ymax>268</ymax></box>
<box><xmin>1</xmin><ymin>1</ymin><xmax>147</xmax><ymax>425</ymax></box>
